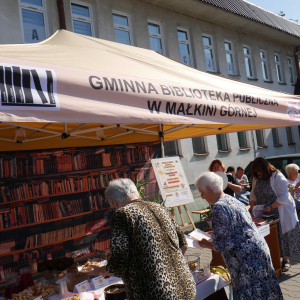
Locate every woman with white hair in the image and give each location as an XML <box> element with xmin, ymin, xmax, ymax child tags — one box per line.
<box><xmin>286</xmin><ymin>163</ymin><xmax>300</xmax><ymax>209</ymax></box>
<box><xmin>99</xmin><ymin>178</ymin><xmax>196</xmax><ymax>300</ymax></box>
<box><xmin>196</xmin><ymin>172</ymin><xmax>283</xmax><ymax>300</ymax></box>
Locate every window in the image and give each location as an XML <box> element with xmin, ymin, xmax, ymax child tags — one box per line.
<box><xmin>286</xmin><ymin>127</ymin><xmax>294</xmax><ymax>144</ymax></box>
<box><xmin>287</xmin><ymin>57</ymin><xmax>295</xmax><ymax>83</ymax></box>
<box><xmin>256</xmin><ymin>130</ymin><xmax>266</xmax><ymax>147</ymax></box>
<box><xmin>203</xmin><ymin>35</ymin><xmax>216</xmax><ymax>72</ymax></box>
<box><xmin>164</xmin><ymin>141</ymin><xmax>178</xmax><ymax>157</ymax></box>
<box><xmin>192</xmin><ymin>137</ymin><xmax>207</xmax><ymax>154</ymax></box>
<box><xmin>260</xmin><ymin>50</ymin><xmax>269</xmax><ymax>81</ymax></box>
<box><xmin>113</xmin><ymin>11</ymin><xmax>132</xmax><ymax>45</ymax></box>
<box><xmin>237</xmin><ymin>132</ymin><xmax>249</xmax><ymax>149</ymax></box>
<box><xmin>224</xmin><ymin>41</ymin><xmax>235</xmax><ymax>75</ymax></box>
<box><xmin>71</xmin><ymin>1</ymin><xmax>93</xmax><ymax>37</ymax></box>
<box><xmin>19</xmin><ymin>0</ymin><xmax>48</xmax><ymax>43</ymax></box>
<box><xmin>177</xmin><ymin>28</ymin><xmax>192</xmax><ymax>66</ymax></box>
<box><xmin>148</xmin><ymin>21</ymin><xmax>164</xmax><ymax>54</ymax></box>
<box><xmin>243</xmin><ymin>46</ymin><xmax>254</xmax><ymax>78</ymax></box>
<box><xmin>272</xmin><ymin>128</ymin><xmax>281</xmax><ymax>146</ymax></box>
<box><xmin>216</xmin><ymin>134</ymin><xmax>229</xmax><ymax>151</ymax></box>
<box><xmin>275</xmin><ymin>54</ymin><xmax>283</xmax><ymax>83</ymax></box>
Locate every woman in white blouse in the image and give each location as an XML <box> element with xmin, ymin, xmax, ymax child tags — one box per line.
<box><xmin>250</xmin><ymin>157</ymin><xmax>300</xmax><ymax>272</ymax></box>
<box><xmin>286</xmin><ymin>164</ymin><xmax>300</xmax><ymax>209</ymax></box>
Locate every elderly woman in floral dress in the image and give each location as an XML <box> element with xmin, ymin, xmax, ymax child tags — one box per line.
<box><xmin>196</xmin><ymin>172</ymin><xmax>283</xmax><ymax>300</ymax></box>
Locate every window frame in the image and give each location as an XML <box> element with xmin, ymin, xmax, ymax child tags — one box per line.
<box><xmin>286</xmin><ymin>127</ymin><xmax>294</xmax><ymax>145</ymax></box>
<box><xmin>192</xmin><ymin>136</ymin><xmax>208</xmax><ymax>154</ymax></box>
<box><xmin>287</xmin><ymin>56</ymin><xmax>295</xmax><ymax>84</ymax></box>
<box><xmin>224</xmin><ymin>39</ymin><xmax>236</xmax><ymax>75</ymax></box>
<box><xmin>70</xmin><ymin>0</ymin><xmax>94</xmax><ymax>37</ymax></box>
<box><xmin>18</xmin><ymin>0</ymin><xmax>49</xmax><ymax>44</ymax></box>
<box><xmin>272</xmin><ymin>128</ymin><xmax>282</xmax><ymax>147</ymax></box>
<box><xmin>202</xmin><ymin>34</ymin><xmax>216</xmax><ymax>72</ymax></box>
<box><xmin>243</xmin><ymin>45</ymin><xmax>254</xmax><ymax>79</ymax></box>
<box><xmin>163</xmin><ymin>140</ymin><xmax>181</xmax><ymax>157</ymax></box>
<box><xmin>255</xmin><ymin>129</ymin><xmax>267</xmax><ymax>148</ymax></box>
<box><xmin>237</xmin><ymin>131</ymin><xmax>250</xmax><ymax>149</ymax></box>
<box><xmin>260</xmin><ymin>49</ymin><xmax>270</xmax><ymax>81</ymax></box>
<box><xmin>147</xmin><ymin>19</ymin><xmax>165</xmax><ymax>55</ymax></box>
<box><xmin>177</xmin><ymin>27</ymin><xmax>193</xmax><ymax>67</ymax></box>
<box><xmin>112</xmin><ymin>10</ymin><xmax>133</xmax><ymax>46</ymax></box>
<box><xmin>216</xmin><ymin>133</ymin><xmax>231</xmax><ymax>152</ymax></box>
<box><xmin>274</xmin><ymin>53</ymin><xmax>284</xmax><ymax>83</ymax></box>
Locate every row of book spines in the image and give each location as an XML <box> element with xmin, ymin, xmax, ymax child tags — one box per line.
<box><xmin>94</xmin><ymin>237</ymin><xmax>110</xmax><ymax>251</ymax></box>
<box><xmin>0</xmin><ymin>198</ymin><xmax>90</xmax><ymax>229</ymax></box>
<box><xmin>0</xmin><ymin>146</ymin><xmax>160</xmax><ymax>179</ymax></box>
<box><xmin>0</xmin><ymin>171</ymin><xmax>130</xmax><ymax>203</ymax></box>
<box><xmin>25</xmin><ymin>224</ymin><xmax>87</xmax><ymax>249</ymax></box>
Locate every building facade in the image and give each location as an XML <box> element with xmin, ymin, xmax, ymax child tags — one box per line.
<box><xmin>1</xmin><ymin>0</ymin><xmax>300</xmax><ymax>221</ymax></box>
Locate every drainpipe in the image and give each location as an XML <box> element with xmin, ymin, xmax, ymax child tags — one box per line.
<box><xmin>294</xmin><ymin>46</ymin><xmax>300</xmax><ymax>95</ymax></box>
<box><xmin>57</xmin><ymin>0</ymin><xmax>66</xmax><ymax>30</ymax></box>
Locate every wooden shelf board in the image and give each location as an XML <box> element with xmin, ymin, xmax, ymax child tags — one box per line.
<box><xmin>0</xmin><ymin>187</ymin><xmax>108</xmax><ymax>207</ymax></box>
<box><xmin>0</xmin><ymin>162</ymin><xmax>149</xmax><ymax>183</ymax></box>
<box><xmin>0</xmin><ymin>227</ymin><xmax>110</xmax><ymax>258</ymax></box>
<box><xmin>0</xmin><ymin>207</ymin><xmax>111</xmax><ymax>232</ymax></box>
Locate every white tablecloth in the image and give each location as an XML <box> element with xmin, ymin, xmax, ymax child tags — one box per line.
<box><xmin>195</xmin><ymin>274</ymin><xmax>232</xmax><ymax>300</ymax></box>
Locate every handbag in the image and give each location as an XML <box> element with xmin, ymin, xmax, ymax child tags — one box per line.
<box><xmin>287</xmin><ymin>183</ymin><xmax>297</xmax><ymax>202</ymax></box>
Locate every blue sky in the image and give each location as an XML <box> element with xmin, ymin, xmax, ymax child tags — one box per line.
<box><xmin>247</xmin><ymin>0</ymin><xmax>300</xmax><ymax>23</ymax></box>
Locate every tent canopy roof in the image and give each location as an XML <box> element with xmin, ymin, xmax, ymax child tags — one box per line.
<box><xmin>0</xmin><ymin>30</ymin><xmax>299</xmax><ymax>151</ymax></box>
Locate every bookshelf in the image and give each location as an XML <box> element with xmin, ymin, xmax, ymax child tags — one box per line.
<box><xmin>0</xmin><ymin>142</ymin><xmax>161</xmax><ymax>282</ymax></box>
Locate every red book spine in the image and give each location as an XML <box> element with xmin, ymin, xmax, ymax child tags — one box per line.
<box><xmin>10</xmin><ymin>208</ymin><xmax>16</xmax><ymax>227</ymax></box>
<box><xmin>21</xmin><ymin>206</ymin><xmax>27</xmax><ymax>225</ymax></box>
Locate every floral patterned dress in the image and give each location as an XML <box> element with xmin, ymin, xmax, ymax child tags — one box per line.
<box><xmin>212</xmin><ymin>194</ymin><xmax>283</xmax><ymax>300</ymax></box>
<box><xmin>255</xmin><ymin>177</ymin><xmax>300</xmax><ymax>258</ymax></box>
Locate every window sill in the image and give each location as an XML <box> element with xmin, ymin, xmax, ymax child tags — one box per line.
<box><xmin>247</xmin><ymin>78</ymin><xmax>259</xmax><ymax>81</ymax></box>
<box><xmin>228</xmin><ymin>74</ymin><xmax>241</xmax><ymax>78</ymax></box>
<box><xmin>292</xmin><ymin>83</ymin><xmax>296</xmax><ymax>86</ymax></box>
<box><xmin>288</xmin><ymin>143</ymin><xmax>296</xmax><ymax>145</ymax></box>
<box><xmin>274</xmin><ymin>144</ymin><xmax>283</xmax><ymax>147</ymax></box>
<box><xmin>239</xmin><ymin>147</ymin><xmax>251</xmax><ymax>151</ymax></box>
<box><xmin>194</xmin><ymin>152</ymin><xmax>210</xmax><ymax>156</ymax></box>
<box><xmin>278</xmin><ymin>82</ymin><xmax>287</xmax><ymax>85</ymax></box>
<box><xmin>264</xmin><ymin>80</ymin><xmax>274</xmax><ymax>83</ymax></box>
<box><xmin>206</xmin><ymin>71</ymin><xmax>221</xmax><ymax>75</ymax></box>
<box><xmin>218</xmin><ymin>149</ymin><xmax>232</xmax><ymax>153</ymax></box>
<box><xmin>257</xmin><ymin>146</ymin><xmax>268</xmax><ymax>149</ymax></box>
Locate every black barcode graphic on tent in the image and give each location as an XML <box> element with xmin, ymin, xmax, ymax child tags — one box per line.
<box><xmin>0</xmin><ymin>65</ymin><xmax>56</xmax><ymax>107</ymax></box>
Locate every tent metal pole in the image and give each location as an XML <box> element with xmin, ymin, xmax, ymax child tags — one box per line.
<box><xmin>70</xmin><ymin>125</ymin><xmax>116</xmax><ymax>135</ymax></box>
<box><xmin>0</xmin><ymin>122</ymin><xmax>61</xmax><ymax>135</ymax></box>
<box><xmin>159</xmin><ymin>124</ymin><xmax>164</xmax><ymax>158</ymax></box>
<box><xmin>21</xmin><ymin>123</ymin><xmax>52</xmax><ymax>142</ymax></box>
<box><xmin>68</xmin><ymin>123</ymin><xmax>86</xmax><ymax>134</ymax></box>
<box><xmin>22</xmin><ymin>134</ymin><xmax>62</xmax><ymax>143</ymax></box>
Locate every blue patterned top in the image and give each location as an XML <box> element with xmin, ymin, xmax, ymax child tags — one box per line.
<box><xmin>212</xmin><ymin>194</ymin><xmax>283</xmax><ymax>300</ymax></box>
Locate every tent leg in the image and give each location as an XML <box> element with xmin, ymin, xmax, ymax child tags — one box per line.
<box><xmin>159</xmin><ymin>124</ymin><xmax>164</xmax><ymax>158</ymax></box>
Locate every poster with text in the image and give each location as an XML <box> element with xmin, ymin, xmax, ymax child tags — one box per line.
<box><xmin>151</xmin><ymin>156</ymin><xmax>194</xmax><ymax>207</ymax></box>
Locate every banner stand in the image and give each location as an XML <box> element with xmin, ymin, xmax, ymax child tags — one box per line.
<box><xmin>170</xmin><ymin>203</ymin><xmax>196</xmax><ymax>230</ymax></box>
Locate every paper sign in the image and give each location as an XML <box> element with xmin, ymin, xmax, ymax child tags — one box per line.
<box><xmin>33</xmin><ymin>296</ymin><xmax>42</xmax><ymax>300</ymax></box>
<box><xmin>189</xmin><ymin>229</ymin><xmax>212</xmax><ymax>242</ymax></box>
<box><xmin>91</xmin><ymin>276</ymin><xmax>108</xmax><ymax>289</ymax></box>
<box><xmin>184</xmin><ymin>235</ymin><xmax>202</xmax><ymax>249</ymax></box>
<box><xmin>258</xmin><ymin>224</ymin><xmax>270</xmax><ymax>237</ymax></box>
<box><xmin>151</xmin><ymin>157</ymin><xmax>194</xmax><ymax>207</ymax></box>
<box><xmin>73</xmin><ymin>280</ymin><xmax>91</xmax><ymax>293</ymax></box>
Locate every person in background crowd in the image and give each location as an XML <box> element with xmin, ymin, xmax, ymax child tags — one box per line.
<box><xmin>226</xmin><ymin>166</ymin><xmax>236</xmax><ymax>176</ymax></box>
<box><xmin>250</xmin><ymin>157</ymin><xmax>300</xmax><ymax>272</ymax></box>
<box><xmin>209</xmin><ymin>160</ymin><xmax>242</xmax><ymax>198</ymax></box>
<box><xmin>196</xmin><ymin>172</ymin><xmax>283</xmax><ymax>300</ymax></box>
<box><xmin>235</xmin><ymin>166</ymin><xmax>250</xmax><ymax>205</ymax></box>
<box><xmin>286</xmin><ymin>164</ymin><xmax>300</xmax><ymax>210</ymax></box>
<box><xmin>99</xmin><ymin>178</ymin><xmax>196</xmax><ymax>300</ymax></box>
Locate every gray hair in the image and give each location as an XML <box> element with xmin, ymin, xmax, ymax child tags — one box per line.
<box><xmin>195</xmin><ymin>172</ymin><xmax>223</xmax><ymax>193</ymax></box>
<box><xmin>105</xmin><ymin>178</ymin><xmax>140</xmax><ymax>206</ymax></box>
<box><xmin>285</xmin><ymin>164</ymin><xmax>299</xmax><ymax>176</ymax></box>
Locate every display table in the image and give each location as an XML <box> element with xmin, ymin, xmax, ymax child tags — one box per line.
<box><xmin>95</xmin><ymin>274</ymin><xmax>231</xmax><ymax>300</ymax></box>
<box><xmin>211</xmin><ymin>219</ymin><xmax>282</xmax><ymax>278</ymax></box>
